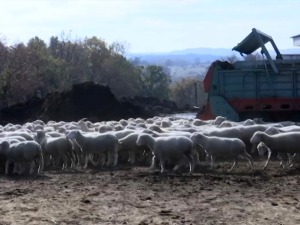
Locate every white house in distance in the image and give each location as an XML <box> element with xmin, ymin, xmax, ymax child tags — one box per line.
<box><xmin>281</xmin><ymin>34</ymin><xmax>300</xmax><ymax>60</ymax></box>
<box><xmin>291</xmin><ymin>34</ymin><xmax>300</xmax><ymax>46</ymax></box>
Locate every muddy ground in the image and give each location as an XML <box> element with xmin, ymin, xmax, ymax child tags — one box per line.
<box><xmin>0</xmin><ymin>161</ymin><xmax>300</xmax><ymax>225</ymax></box>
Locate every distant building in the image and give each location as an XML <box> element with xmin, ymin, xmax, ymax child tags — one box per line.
<box><xmin>291</xmin><ymin>34</ymin><xmax>300</xmax><ymax>46</ymax></box>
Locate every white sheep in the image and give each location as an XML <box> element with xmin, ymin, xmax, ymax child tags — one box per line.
<box><xmin>0</xmin><ymin>140</ymin><xmax>43</xmax><ymax>175</ymax></box>
<box><xmin>142</xmin><ymin>129</ymin><xmax>202</xmax><ymax>166</ymax></box>
<box><xmin>192</xmin><ymin>119</ymin><xmax>209</xmax><ymax>126</ymax></box>
<box><xmin>66</xmin><ymin>130</ymin><xmax>119</xmax><ymax>169</ymax></box>
<box><xmin>136</xmin><ymin>134</ymin><xmax>195</xmax><ymax>173</ymax></box>
<box><xmin>119</xmin><ymin>119</ymin><xmax>129</xmax><ymax>127</ymax></box>
<box><xmin>210</xmin><ymin>116</ymin><xmax>227</xmax><ymax>126</ymax></box>
<box><xmin>218</xmin><ymin>121</ymin><xmax>234</xmax><ymax>128</ymax></box>
<box><xmin>98</xmin><ymin>125</ymin><xmax>114</xmax><ymax>133</ymax></box>
<box><xmin>145</xmin><ymin>118</ymin><xmax>154</xmax><ymax>124</ymax></box>
<box><xmin>148</xmin><ymin>125</ymin><xmax>166</xmax><ymax>133</ymax></box>
<box><xmin>113</xmin><ymin>124</ymin><xmax>125</xmax><ymax>131</ymax></box>
<box><xmin>279</xmin><ymin>125</ymin><xmax>300</xmax><ymax>133</ymax></box>
<box><xmin>0</xmin><ymin>131</ymin><xmax>34</xmax><ymax>140</ymax></box>
<box><xmin>118</xmin><ymin>132</ymin><xmax>150</xmax><ymax>165</ymax></box>
<box><xmin>203</xmin><ymin>124</ymin><xmax>279</xmax><ymax>153</ymax></box>
<box><xmin>250</xmin><ymin>131</ymin><xmax>300</xmax><ymax>169</ymax></box>
<box><xmin>242</xmin><ymin>119</ymin><xmax>256</xmax><ymax>126</ymax></box>
<box><xmin>36</xmin><ymin>131</ymin><xmax>75</xmax><ymax>170</ymax></box>
<box><xmin>191</xmin><ymin>133</ymin><xmax>254</xmax><ymax>172</ymax></box>
<box><xmin>263</xmin><ymin>127</ymin><xmax>295</xmax><ymax>166</ymax></box>
<box><xmin>257</xmin><ymin>141</ymin><xmax>295</xmax><ymax>169</ymax></box>
<box><xmin>0</xmin><ymin>136</ymin><xmax>27</xmax><ymax>142</ymax></box>
<box><xmin>77</xmin><ymin>120</ymin><xmax>95</xmax><ymax>132</ymax></box>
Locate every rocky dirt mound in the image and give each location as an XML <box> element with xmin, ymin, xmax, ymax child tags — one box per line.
<box><xmin>0</xmin><ymin>82</ymin><xmax>182</xmax><ymax>124</ymax></box>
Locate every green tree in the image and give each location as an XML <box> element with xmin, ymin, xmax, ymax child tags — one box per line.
<box><xmin>0</xmin><ymin>34</ymin><xmax>177</xmax><ymax>108</ymax></box>
<box><xmin>102</xmin><ymin>54</ymin><xmax>142</xmax><ymax>97</ymax></box>
<box><xmin>84</xmin><ymin>36</ymin><xmax>110</xmax><ymax>82</ymax></box>
<box><xmin>5</xmin><ymin>42</ymin><xmax>44</xmax><ymax>104</ymax></box>
<box><xmin>140</xmin><ymin>65</ymin><xmax>171</xmax><ymax>99</ymax></box>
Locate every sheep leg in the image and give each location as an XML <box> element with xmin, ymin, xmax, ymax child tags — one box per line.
<box><xmin>99</xmin><ymin>153</ymin><xmax>106</xmax><ymax>167</ymax></box>
<box><xmin>83</xmin><ymin>154</ymin><xmax>89</xmax><ymax>169</ymax></box>
<box><xmin>29</xmin><ymin>161</ymin><xmax>35</xmax><ymax>175</ymax></box>
<box><xmin>35</xmin><ymin>157</ymin><xmax>41</xmax><ymax>174</ymax></box>
<box><xmin>128</xmin><ymin>151</ymin><xmax>136</xmax><ymax>165</ymax></box>
<box><xmin>263</xmin><ymin>147</ymin><xmax>272</xmax><ymax>170</ymax></box>
<box><xmin>287</xmin><ymin>153</ymin><xmax>295</xmax><ymax>167</ymax></box>
<box><xmin>160</xmin><ymin>158</ymin><xmax>167</xmax><ymax>173</ymax></box>
<box><xmin>142</xmin><ymin>149</ymin><xmax>152</xmax><ymax>164</ymax></box>
<box><xmin>185</xmin><ymin>153</ymin><xmax>195</xmax><ymax>173</ymax></box>
<box><xmin>5</xmin><ymin>160</ymin><xmax>11</xmax><ymax>175</ymax></box>
<box><xmin>229</xmin><ymin>158</ymin><xmax>238</xmax><ymax>172</ymax></box>
<box><xmin>278</xmin><ymin>153</ymin><xmax>286</xmax><ymax>169</ymax></box>
<box><xmin>205</xmin><ymin>154</ymin><xmax>211</xmax><ymax>165</ymax></box>
<box><xmin>150</xmin><ymin>155</ymin><xmax>157</xmax><ymax>170</ymax></box>
<box><xmin>88</xmin><ymin>154</ymin><xmax>99</xmax><ymax>166</ymax></box>
<box><xmin>62</xmin><ymin>154</ymin><xmax>68</xmax><ymax>170</ymax></box>
<box><xmin>113</xmin><ymin>152</ymin><xmax>118</xmax><ymax>167</ymax></box>
<box><xmin>107</xmin><ymin>152</ymin><xmax>112</xmax><ymax>166</ymax></box>
<box><xmin>69</xmin><ymin>151</ymin><xmax>76</xmax><ymax>169</ymax></box>
<box><xmin>33</xmin><ymin>159</ymin><xmax>39</xmax><ymax>174</ymax></box>
<box><xmin>38</xmin><ymin>152</ymin><xmax>44</xmax><ymax>174</ymax></box>
<box><xmin>12</xmin><ymin>162</ymin><xmax>19</xmax><ymax>175</ymax></box>
<box><xmin>209</xmin><ymin>155</ymin><xmax>215</xmax><ymax>169</ymax></box>
<box><xmin>75</xmin><ymin>152</ymin><xmax>82</xmax><ymax>167</ymax></box>
<box><xmin>107</xmin><ymin>151</ymin><xmax>118</xmax><ymax>167</ymax></box>
<box><xmin>192</xmin><ymin>150</ymin><xmax>201</xmax><ymax>166</ymax></box>
<box><xmin>241</xmin><ymin>151</ymin><xmax>254</xmax><ymax>171</ymax></box>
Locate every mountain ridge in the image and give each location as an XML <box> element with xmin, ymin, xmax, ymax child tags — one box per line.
<box><xmin>129</xmin><ymin>47</ymin><xmax>300</xmax><ymax>56</ymax></box>
<box><xmin>127</xmin><ymin>47</ymin><xmax>300</xmax><ymax>65</ymax></box>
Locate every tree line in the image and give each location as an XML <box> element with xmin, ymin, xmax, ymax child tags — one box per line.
<box><xmin>0</xmin><ymin>35</ymin><xmax>206</xmax><ymax>109</ymax></box>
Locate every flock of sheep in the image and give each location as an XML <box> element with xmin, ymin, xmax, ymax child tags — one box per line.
<box><xmin>0</xmin><ymin>115</ymin><xmax>299</xmax><ymax>176</ymax></box>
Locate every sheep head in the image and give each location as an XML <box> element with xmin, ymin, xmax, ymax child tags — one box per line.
<box><xmin>142</xmin><ymin>129</ymin><xmax>158</xmax><ymax>137</ymax></box>
<box><xmin>257</xmin><ymin>142</ymin><xmax>268</xmax><ymax>156</ymax></box>
<box><xmin>191</xmin><ymin>133</ymin><xmax>204</xmax><ymax>143</ymax></box>
<box><xmin>136</xmin><ymin>134</ymin><xmax>150</xmax><ymax>147</ymax></box>
<box><xmin>149</xmin><ymin>125</ymin><xmax>163</xmax><ymax>133</ymax></box>
<box><xmin>250</xmin><ymin>131</ymin><xmax>264</xmax><ymax>145</ymax></box>
<box><xmin>66</xmin><ymin>130</ymin><xmax>80</xmax><ymax>140</ymax></box>
<box><xmin>265</xmin><ymin>127</ymin><xmax>280</xmax><ymax>135</ymax></box>
<box><xmin>36</xmin><ymin>130</ymin><xmax>46</xmax><ymax>142</ymax></box>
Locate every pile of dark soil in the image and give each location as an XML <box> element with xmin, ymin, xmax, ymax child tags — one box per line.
<box><xmin>0</xmin><ymin>82</ymin><xmax>182</xmax><ymax>124</ymax></box>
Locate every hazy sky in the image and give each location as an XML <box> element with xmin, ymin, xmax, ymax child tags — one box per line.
<box><xmin>0</xmin><ymin>0</ymin><xmax>299</xmax><ymax>53</ymax></box>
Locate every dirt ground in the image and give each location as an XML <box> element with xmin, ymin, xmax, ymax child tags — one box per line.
<box><xmin>0</xmin><ymin>161</ymin><xmax>300</xmax><ymax>225</ymax></box>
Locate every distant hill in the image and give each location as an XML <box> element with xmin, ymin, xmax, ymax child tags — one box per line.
<box><xmin>169</xmin><ymin>48</ymin><xmax>235</xmax><ymax>56</ymax></box>
<box><xmin>127</xmin><ymin>47</ymin><xmax>300</xmax><ymax>81</ymax></box>
<box><xmin>127</xmin><ymin>48</ymin><xmax>238</xmax><ymax>65</ymax></box>
<box><xmin>128</xmin><ymin>47</ymin><xmax>300</xmax><ymax>64</ymax></box>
